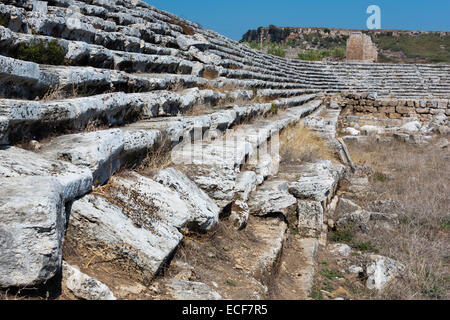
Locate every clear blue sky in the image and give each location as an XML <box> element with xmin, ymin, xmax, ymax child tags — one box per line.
<box><xmin>145</xmin><ymin>0</ymin><xmax>450</xmax><ymax>40</ymax></box>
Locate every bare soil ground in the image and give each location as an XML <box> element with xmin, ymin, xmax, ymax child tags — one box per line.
<box><xmin>311</xmin><ymin>136</ymin><xmax>450</xmax><ymax>300</ymax></box>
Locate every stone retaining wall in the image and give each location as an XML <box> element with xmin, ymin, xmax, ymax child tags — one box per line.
<box><xmin>340</xmin><ymin>93</ymin><xmax>450</xmax><ymax>121</ymax></box>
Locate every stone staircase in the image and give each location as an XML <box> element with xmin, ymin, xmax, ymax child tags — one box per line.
<box><xmin>0</xmin><ymin>0</ymin><xmax>448</xmax><ymax>300</ymax></box>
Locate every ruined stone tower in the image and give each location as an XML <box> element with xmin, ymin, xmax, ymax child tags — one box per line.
<box><xmin>346</xmin><ymin>32</ymin><xmax>378</xmax><ymax>62</ymax></box>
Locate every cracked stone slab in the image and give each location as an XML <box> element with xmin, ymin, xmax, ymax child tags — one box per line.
<box><xmin>0</xmin><ymin>176</ymin><xmax>65</xmax><ymax>288</ymax></box>
<box><xmin>40</xmin><ymin>129</ymin><xmax>124</xmax><ymax>186</ymax></box>
<box><xmin>288</xmin><ymin>160</ymin><xmax>345</xmax><ymax>207</ymax></box>
<box><xmin>154</xmin><ymin>168</ymin><xmax>220</xmax><ymax>232</ymax></box>
<box><xmin>112</xmin><ymin>172</ymin><xmax>190</xmax><ymax>229</ymax></box>
<box><xmin>248</xmin><ymin>179</ymin><xmax>297</xmax><ymax>226</ymax></box>
<box><xmin>62</xmin><ymin>262</ymin><xmax>116</xmax><ymax>300</ymax></box>
<box><xmin>0</xmin><ymin>146</ymin><xmax>92</xmax><ymax>201</ymax></box>
<box><xmin>66</xmin><ymin>194</ymin><xmax>183</xmax><ymax>281</ymax></box>
<box><xmin>163</xmin><ymin>279</ymin><xmax>223</xmax><ymax>300</ymax></box>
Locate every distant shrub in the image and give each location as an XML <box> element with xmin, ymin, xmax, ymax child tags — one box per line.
<box><xmin>330</xmin><ymin>47</ymin><xmax>345</xmax><ymax>58</ymax></box>
<box><xmin>251</xmin><ymin>88</ymin><xmax>258</xmax><ymax>100</ymax></box>
<box><xmin>320</xmin><ymin>268</ymin><xmax>344</xmax><ymax>279</ymax></box>
<box><xmin>373</xmin><ymin>172</ymin><xmax>387</xmax><ymax>182</ymax></box>
<box><xmin>352</xmin><ymin>241</ymin><xmax>378</xmax><ymax>253</ymax></box>
<box><xmin>270</xmin><ymin>103</ymin><xmax>278</xmax><ymax>115</ymax></box>
<box><xmin>373</xmin><ymin>33</ymin><xmax>450</xmax><ymax>63</ymax></box>
<box><xmin>298</xmin><ymin>47</ymin><xmax>345</xmax><ymax>61</ymax></box>
<box><xmin>267</xmin><ymin>44</ymin><xmax>285</xmax><ymax>57</ymax></box>
<box><xmin>329</xmin><ymin>229</ymin><xmax>353</xmax><ymax>243</ymax></box>
<box><xmin>298</xmin><ymin>50</ymin><xmax>323</xmax><ymax>61</ymax></box>
<box><xmin>16</xmin><ymin>39</ymin><xmax>66</xmax><ymax>65</ymax></box>
<box><xmin>286</xmin><ymin>39</ymin><xmax>295</xmax><ymax>47</ymax></box>
<box><xmin>241</xmin><ymin>41</ymin><xmax>262</xmax><ymax>50</ymax></box>
<box><xmin>225</xmin><ymin>280</ymin><xmax>237</xmax><ymax>287</ymax></box>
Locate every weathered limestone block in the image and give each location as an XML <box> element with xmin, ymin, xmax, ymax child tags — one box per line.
<box><xmin>0</xmin><ymin>3</ymin><xmax>28</xmax><ymax>33</ymax></box>
<box><xmin>154</xmin><ymin>168</ymin><xmax>220</xmax><ymax>232</ymax></box>
<box><xmin>0</xmin><ymin>176</ymin><xmax>65</xmax><ymax>288</ymax></box>
<box><xmin>176</xmin><ymin>34</ymin><xmax>210</xmax><ymax>51</ymax></box>
<box><xmin>62</xmin><ymin>262</ymin><xmax>116</xmax><ymax>300</ymax></box>
<box><xmin>249</xmin><ymin>217</ymin><xmax>288</xmax><ymax>283</ymax></box>
<box><xmin>0</xmin><ymin>146</ymin><xmax>92</xmax><ymax>201</ymax></box>
<box><xmin>288</xmin><ymin>160</ymin><xmax>344</xmax><ymax>208</ymax></box>
<box><xmin>163</xmin><ymin>279</ymin><xmax>223</xmax><ymax>300</ymax></box>
<box><xmin>396</xmin><ymin>106</ymin><xmax>413</xmax><ymax>114</ymax></box>
<box><xmin>230</xmin><ymin>200</ymin><xmax>250</xmax><ymax>230</ymax></box>
<box><xmin>334</xmin><ymin>198</ymin><xmax>361</xmax><ymax>217</ymax></box>
<box><xmin>121</xmin><ymin>128</ymin><xmax>161</xmax><ymax>157</ymax></box>
<box><xmin>228</xmin><ymin>171</ymin><xmax>258</xmax><ymax>229</ymax></box>
<box><xmin>172</xmin><ymin>140</ymin><xmax>252</xmax><ymax>209</ymax></box>
<box><xmin>366</xmin><ymin>255</ymin><xmax>406</xmax><ymax>290</ymax></box>
<box><xmin>40</xmin><ymin>129</ymin><xmax>125</xmax><ymax>186</ymax></box>
<box><xmin>360</xmin><ymin>125</ymin><xmax>385</xmax><ymax>135</ymax></box>
<box><xmin>248</xmin><ymin>180</ymin><xmax>297</xmax><ymax>225</ymax></box>
<box><xmin>234</xmin><ymin>171</ymin><xmax>258</xmax><ymax>202</ymax></box>
<box><xmin>297</xmin><ymin>200</ymin><xmax>324</xmax><ymax>237</ymax></box>
<box><xmin>416</xmin><ymin>107</ymin><xmax>429</xmax><ymax>114</ymax></box>
<box><xmin>188</xmin><ymin>47</ymin><xmax>221</xmax><ymax>65</ymax></box>
<box><xmin>113</xmin><ymin>172</ymin><xmax>190</xmax><ymax>229</ymax></box>
<box><xmin>32</xmin><ymin>1</ymin><xmax>48</xmax><ymax>14</ymax></box>
<box><xmin>0</xmin><ymin>91</ymin><xmax>168</xmax><ymax>144</ymax></box>
<box><xmin>0</xmin><ymin>26</ymin><xmax>12</xmax><ymax>47</ymax></box>
<box><xmin>247</xmin><ymin>151</ymin><xmax>280</xmax><ymax>185</ymax></box>
<box><xmin>328</xmin><ymin>243</ymin><xmax>352</xmax><ymax>257</ymax></box>
<box><xmin>401</xmin><ymin>121</ymin><xmax>421</xmax><ymax>133</ymax></box>
<box><xmin>0</xmin><ymin>55</ymin><xmax>46</xmax><ymax>99</ymax></box>
<box><xmin>67</xmin><ymin>194</ymin><xmax>183</xmax><ymax>280</ymax></box>
<box><xmin>336</xmin><ymin>209</ymin><xmax>371</xmax><ymax>232</ymax></box>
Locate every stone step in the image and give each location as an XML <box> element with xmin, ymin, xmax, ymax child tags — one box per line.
<box><xmin>0</xmin><ymin>27</ymin><xmax>192</xmax><ymax>73</ymax></box>
<box><xmin>18</xmin><ymin>95</ymin><xmax>314</xmax><ymax>187</ymax></box>
<box><xmin>171</xmin><ymin>99</ymin><xmax>322</xmax><ymax>211</ymax></box>
<box><xmin>0</xmin><ymin>87</ymin><xmax>318</xmax><ymax>145</ymax></box>
<box><xmin>0</xmin><ymin>97</ymin><xmax>318</xmax><ymax>290</ymax></box>
<box><xmin>65</xmin><ymin>192</ymin><xmax>183</xmax><ymax>283</ymax></box>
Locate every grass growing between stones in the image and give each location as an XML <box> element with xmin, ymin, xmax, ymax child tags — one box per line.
<box><xmin>320</xmin><ymin>269</ymin><xmax>344</xmax><ymax>280</ymax></box>
<box><xmin>201</xmin><ymin>67</ymin><xmax>219</xmax><ymax>80</ymax></box>
<box><xmin>137</xmin><ymin>137</ymin><xmax>174</xmax><ymax>176</ymax></box>
<box><xmin>298</xmin><ymin>47</ymin><xmax>345</xmax><ymax>61</ymax></box>
<box><xmin>0</xmin><ymin>15</ymin><xmax>9</xmax><ymax>27</ymax></box>
<box><xmin>16</xmin><ymin>39</ymin><xmax>66</xmax><ymax>65</ymax></box>
<box><xmin>279</xmin><ymin>122</ymin><xmax>337</xmax><ymax>164</ymax></box>
<box><xmin>346</xmin><ymin>137</ymin><xmax>450</xmax><ymax>299</ymax></box>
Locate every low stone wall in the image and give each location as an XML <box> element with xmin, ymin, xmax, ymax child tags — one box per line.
<box><xmin>340</xmin><ymin>93</ymin><xmax>450</xmax><ymax>122</ymax></box>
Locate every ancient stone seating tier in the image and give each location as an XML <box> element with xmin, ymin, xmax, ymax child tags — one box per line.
<box><xmin>0</xmin><ymin>0</ymin><xmax>449</xmax><ymax>298</ymax></box>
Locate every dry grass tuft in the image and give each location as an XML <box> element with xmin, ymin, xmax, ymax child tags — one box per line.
<box><xmin>137</xmin><ymin>137</ymin><xmax>174</xmax><ymax>176</ymax></box>
<box><xmin>184</xmin><ymin>103</ymin><xmax>214</xmax><ymax>116</ymax></box>
<box><xmin>41</xmin><ymin>85</ymin><xmax>65</xmax><ymax>101</ymax></box>
<box><xmin>347</xmin><ymin>137</ymin><xmax>450</xmax><ymax>300</ymax></box>
<box><xmin>279</xmin><ymin>122</ymin><xmax>337</xmax><ymax>164</ymax></box>
<box><xmin>201</xmin><ymin>67</ymin><xmax>220</xmax><ymax>80</ymax></box>
<box><xmin>170</xmin><ymin>17</ymin><xmax>195</xmax><ymax>36</ymax></box>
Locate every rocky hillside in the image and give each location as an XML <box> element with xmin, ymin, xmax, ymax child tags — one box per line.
<box><xmin>0</xmin><ymin>0</ymin><xmax>449</xmax><ymax>301</ymax></box>
<box><xmin>241</xmin><ymin>26</ymin><xmax>450</xmax><ymax>63</ymax></box>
